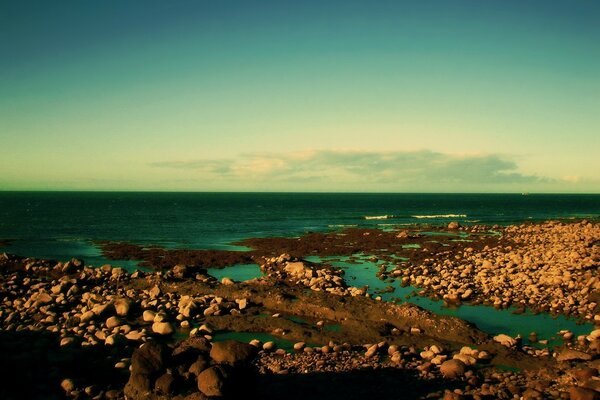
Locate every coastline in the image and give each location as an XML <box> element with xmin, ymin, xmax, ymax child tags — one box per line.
<box><xmin>0</xmin><ymin>220</ymin><xmax>599</xmax><ymax>399</ymax></box>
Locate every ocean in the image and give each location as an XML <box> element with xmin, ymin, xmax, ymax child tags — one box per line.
<box><xmin>1</xmin><ymin>191</ymin><xmax>599</xmax><ymax>340</ymax></box>
<box><xmin>1</xmin><ymin>192</ymin><xmax>599</xmax><ymax>265</ymax></box>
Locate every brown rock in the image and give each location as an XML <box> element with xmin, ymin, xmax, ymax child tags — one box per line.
<box><xmin>155</xmin><ymin>372</ymin><xmax>176</xmax><ymax>395</ymax></box>
<box><xmin>198</xmin><ymin>365</ymin><xmax>230</xmax><ymax>397</ymax></box>
<box><xmin>439</xmin><ymin>359</ymin><xmax>466</xmax><ymax>379</ymax></box>
<box><xmin>558</xmin><ymin>349</ymin><xmax>593</xmax><ymax>362</ymax></box>
<box><xmin>210</xmin><ymin>340</ymin><xmax>256</xmax><ymax>365</ymax></box>
<box><xmin>569</xmin><ymin>387</ymin><xmax>598</xmax><ymax>400</ymax></box>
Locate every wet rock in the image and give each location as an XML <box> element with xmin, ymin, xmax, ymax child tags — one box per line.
<box><xmin>210</xmin><ymin>340</ymin><xmax>256</xmax><ymax>366</ymax></box>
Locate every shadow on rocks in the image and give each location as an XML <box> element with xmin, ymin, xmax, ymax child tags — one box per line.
<box><xmin>0</xmin><ymin>329</ymin><xmax>129</xmax><ymax>400</ymax></box>
<box><xmin>257</xmin><ymin>367</ymin><xmax>462</xmax><ymax>400</ymax></box>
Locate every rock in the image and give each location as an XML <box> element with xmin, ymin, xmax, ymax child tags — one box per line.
<box><xmin>571</xmin><ymin>367</ymin><xmax>598</xmax><ymax>381</ymax></box>
<box><xmin>172</xmin><ymin>264</ymin><xmax>188</xmax><ymax>278</ymax></box>
<box><xmin>130</xmin><ymin>342</ymin><xmax>169</xmax><ymax>376</ymax></box>
<box><xmin>114</xmin><ymin>298</ymin><xmax>132</xmax><ymax>316</ymax></box>
<box><xmin>197</xmin><ymin>365</ymin><xmax>230</xmax><ymax>397</ymax></box>
<box><xmin>493</xmin><ymin>334</ymin><xmax>517</xmax><ymax>347</ymax></box>
<box><xmin>293</xmin><ymin>342</ymin><xmax>306</xmax><ymax>351</ymax></box>
<box><xmin>221</xmin><ymin>277</ymin><xmax>235</xmax><ymax>285</ymax></box>
<box><xmin>155</xmin><ymin>372</ymin><xmax>176</xmax><ymax>395</ymax></box>
<box><xmin>558</xmin><ymin>349</ymin><xmax>593</xmax><ymax>362</ymax></box>
<box><xmin>60</xmin><ymin>337</ymin><xmax>76</xmax><ymax>346</ymax></box>
<box><xmin>448</xmin><ymin>221</ymin><xmax>460</xmax><ymax>229</ymax></box>
<box><xmin>439</xmin><ymin>359</ymin><xmax>466</xmax><ymax>379</ymax></box>
<box><xmin>106</xmin><ymin>316</ymin><xmax>121</xmax><ymax>329</ymax></box>
<box><xmin>523</xmin><ymin>388</ymin><xmax>544</xmax><ymax>400</ymax></box>
<box><xmin>149</xmin><ymin>285</ymin><xmax>161</xmax><ymax>299</ymax></box>
<box><xmin>569</xmin><ymin>387</ymin><xmax>598</xmax><ymax>400</ymax></box>
<box><xmin>189</xmin><ymin>355</ymin><xmax>211</xmax><ymax>376</ymax></box>
<box><xmin>263</xmin><ymin>341</ymin><xmax>276</xmax><ymax>351</ymax></box>
<box><xmin>152</xmin><ymin>322</ymin><xmax>174</xmax><ymax>335</ymax></box>
<box><xmin>125</xmin><ymin>342</ymin><xmax>169</xmax><ymax>398</ymax></box>
<box><xmin>210</xmin><ymin>340</ymin><xmax>256</xmax><ymax>365</ymax></box>
<box><xmin>143</xmin><ymin>310</ymin><xmax>156</xmax><ymax>322</ymax></box>
<box><xmin>80</xmin><ymin>310</ymin><xmax>95</xmax><ymax>323</ymax></box>
<box><xmin>61</xmin><ymin>378</ymin><xmax>75</xmax><ymax>393</ymax></box>
<box><xmin>588</xmin><ymin>329</ymin><xmax>600</xmax><ymax>341</ymax></box>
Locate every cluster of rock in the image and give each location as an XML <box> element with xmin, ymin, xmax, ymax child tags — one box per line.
<box><xmin>388</xmin><ymin>221</ymin><xmax>600</xmax><ymax>319</ymax></box>
<box><xmin>256</xmin><ymin>338</ymin><xmax>596</xmax><ymax>400</ymax></box>
<box><xmin>124</xmin><ymin>338</ymin><xmax>257</xmax><ymax>399</ymax></box>
<box><xmin>259</xmin><ymin>254</ymin><xmax>366</xmax><ymax>297</ymax></box>
<box><xmin>0</xmin><ymin>257</ymin><xmax>251</xmax><ymax>347</ymax></box>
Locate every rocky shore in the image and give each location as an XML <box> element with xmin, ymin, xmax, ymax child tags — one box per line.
<box><xmin>0</xmin><ymin>220</ymin><xmax>599</xmax><ymax>399</ymax></box>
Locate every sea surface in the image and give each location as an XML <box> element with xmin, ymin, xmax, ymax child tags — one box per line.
<box><xmin>1</xmin><ymin>192</ymin><xmax>599</xmax><ymax>341</ymax></box>
<box><xmin>1</xmin><ymin>192</ymin><xmax>599</xmax><ymax>264</ymax></box>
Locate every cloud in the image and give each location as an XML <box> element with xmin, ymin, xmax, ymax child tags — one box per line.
<box><xmin>149</xmin><ymin>149</ymin><xmax>554</xmax><ymax>191</ymax></box>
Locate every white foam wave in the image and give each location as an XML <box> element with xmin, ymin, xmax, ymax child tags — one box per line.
<box><xmin>412</xmin><ymin>214</ymin><xmax>467</xmax><ymax>219</ymax></box>
<box><xmin>364</xmin><ymin>215</ymin><xmax>392</xmax><ymax>220</ymax></box>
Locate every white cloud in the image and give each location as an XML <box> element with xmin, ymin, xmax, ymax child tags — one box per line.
<box><xmin>149</xmin><ymin>149</ymin><xmax>556</xmax><ymax>191</ymax></box>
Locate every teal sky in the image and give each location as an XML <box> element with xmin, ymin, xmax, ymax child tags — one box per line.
<box><xmin>1</xmin><ymin>0</ymin><xmax>599</xmax><ymax>192</ymax></box>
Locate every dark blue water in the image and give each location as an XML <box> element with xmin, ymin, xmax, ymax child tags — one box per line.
<box><xmin>1</xmin><ymin>192</ymin><xmax>599</xmax><ymax>264</ymax></box>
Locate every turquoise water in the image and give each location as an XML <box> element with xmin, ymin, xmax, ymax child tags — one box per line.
<box><xmin>305</xmin><ymin>254</ymin><xmax>593</xmax><ymax>344</ymax></box>
<box><xmin>206</xmin><ymin>263</ymin><xmax>263</xmax><ymax>282</ymax></box>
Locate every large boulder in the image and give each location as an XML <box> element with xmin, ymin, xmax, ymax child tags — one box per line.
<box><xmin>197</xmin><ymin>365</ymin><xmax>231</xmax><ymax>397</ymax></box>
<box><xmin>125</xmin><ymin>342</ymin><xmax>170</xmax><ymax>398</ymax></box>
<box><xmin>210</xmin><ymin>340</ymin><xmax>257</xmax><ymax>366</ymax></box>
<box><xmin>439</xmin><ymin>359</ymin><xmax>466</xmax><ymax>379</ymax></box>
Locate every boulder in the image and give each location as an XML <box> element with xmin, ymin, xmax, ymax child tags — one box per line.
<box><xmin>210</xmin><ymin>340</ymin><xmax>256</xmax><ymax>365</ymax></box>
<box><xmin>114</xmin><ymin>298</ymin><xmax>132</xmax><ymax>316</ymax></box>
<box><xmin>439</xmin><ymin>359</ymin><xmax>466</xmax><ymax>379</ymax></box>
<box><xmin>197</xmin><ymin>365</ymin><xmax>231</xmax><ymax>397</ymax></box>
<box><xmin>155</xmin><ymin>372</ymin><xmax>176</xmax><ymax>395</ymax></box>
<box><xmin>152</xmin><ymin>322</ymin><xmax>174</xmax><ymax>335</ymax></box>
<box><xmin>106</xmin><ymin>316</ymin><xmax>121</xmax><ymax>329</ymax></box>
<box><xmin>189</xmin><ymin>354</ymin><xmax>211</xmax><ymax>376</ymax></box>
<box><xmin>143</xmin><ymin>310</ymin><xmax>156</xmax><ymax>322</ymax></box>
<box><xmin>125</xmin><ymin>342</ymin><xmax>169</xmax><ymax>399</ymax></box>
<box><xmin>493</xmin><ymin>334</ymin><xmax>517</xmax><ymax>347</ymax></box>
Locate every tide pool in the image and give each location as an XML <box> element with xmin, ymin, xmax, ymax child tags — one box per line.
<box><xmin>304</xmin><ymin>254</ymin><xmax>593</xmax><ymax>345</ymax></box>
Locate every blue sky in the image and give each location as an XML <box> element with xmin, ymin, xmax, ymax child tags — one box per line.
<box><xmin>1</xmin><ymin>0</ymin><xmax>599</xmax><ymax>192</ymax></box>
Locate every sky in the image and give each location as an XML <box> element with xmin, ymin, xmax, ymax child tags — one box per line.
<box><xmin>0</xmin><ymin>0</ymin><xmax>599</xmax><ymax>192</ymax></box>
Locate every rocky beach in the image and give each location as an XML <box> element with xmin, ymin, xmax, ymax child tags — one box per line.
<box><xmin>1</xmin><ymin>220</ymin><xmax>599</xmax><ymax>399</ymax></box>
